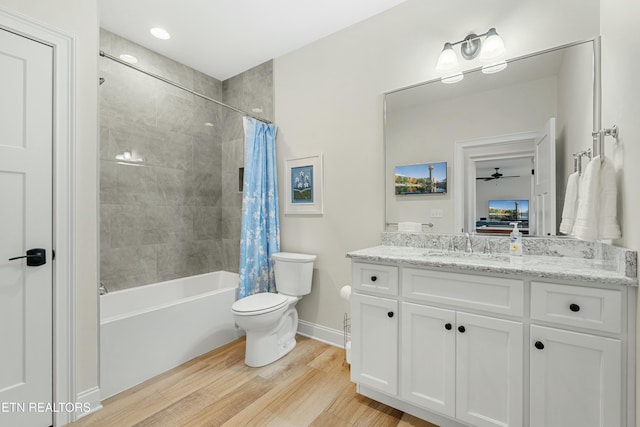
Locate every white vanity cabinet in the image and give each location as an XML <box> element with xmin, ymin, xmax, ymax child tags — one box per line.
<box><xmin>350</xmin><ymin>262</ymin><xmax>399</xmax><ymax>395</ymax></box>
<box><xmin>400</xmin><ymin>269</ymin><xmax>524</xmax><ymax>427</ymax></box>
<box><xmin>529</xmin><ymin>282</ymin><xmax>624</xmax><ymax>427</ymax></box>
<box><xmin>349</xmin><ymin>258</ymin><xmax>636</xmax><ymax>427</ymax></box>
<box><xmin>350</xmin><ymin>292</ymin><xmax>398</xmax><ymax>395</ymax></box>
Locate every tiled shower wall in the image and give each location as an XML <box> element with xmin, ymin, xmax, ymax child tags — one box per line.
<box><xmin>99</xmin><ymin>29</ymin><xmax>273</xmax><ymax>292</ymax></box>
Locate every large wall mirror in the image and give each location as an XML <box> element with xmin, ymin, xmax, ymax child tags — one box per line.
<box><xmin>384</xmin><ymin>39</ymin><xmax>599</xmax><ymax>236</ymax></box>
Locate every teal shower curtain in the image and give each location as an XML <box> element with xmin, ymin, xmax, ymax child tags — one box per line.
<box><xmin>238</xmin><ymin>117</ymin><xmax>280</xmax><ymax>298</ymax></box>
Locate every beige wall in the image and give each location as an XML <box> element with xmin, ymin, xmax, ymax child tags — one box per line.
<box><xmin>0</xmin><ymin>0</ymin><xmax>99</xmax><ymax>395</ymax></box>
<box><xmin>274</xmin><ymin>0</ymin><xmax>600</xmax><ymax>331</ymax></box>
<box><xmin>600</xmin><ymin>1</ymin><xmax>640</xmax><ymax>425</ymax></box>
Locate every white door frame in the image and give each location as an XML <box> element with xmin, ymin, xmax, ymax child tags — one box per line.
<box><xmin>454</xmin><ymin>131</ymin><xmax>537</xmax><ymax>233</ymax></box>
<box><xmin>0</xmin><ymin>7</ymin><xmax>77</xmax><ymax>426</ymax></box>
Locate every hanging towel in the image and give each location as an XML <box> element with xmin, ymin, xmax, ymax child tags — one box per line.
<box><xmin>598</xmin><ymin>158</ymin><xmax>621</xmax><ymax>240</ymax></box>
<box><xmin>559</xmin><ymin>171</ymin><xmax>579</xmax><ymax>235</ymax></box>
<box><xmin>572</xmin><ymin>156</ymin><xmax>601</xmax><ymax>240</ymax></box>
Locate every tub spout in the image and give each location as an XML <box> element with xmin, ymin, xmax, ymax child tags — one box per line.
<box><xmin>99</xmin><ymin>282</ymin><xmax>108</xmax><ymax>295</ymax></box>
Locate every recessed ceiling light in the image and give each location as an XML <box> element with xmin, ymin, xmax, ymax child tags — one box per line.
<box><xmin>119</xmin><ymin>54</ymin><xmax>138</xmax><ymax>64</ymax></box>
<box><xmin>150</xmin><ymin>27</ymin><xmax>171</xmax><ymax>40</ymax></box>
<box><xmin>204</xmin><ymin>122</ymin><xmax>214</xmax><ymax>127</ymax></box>
<box><xmin>251</xmin><ymin>107</ymin><xmax>263</xmax><ymax>113</ymax></box>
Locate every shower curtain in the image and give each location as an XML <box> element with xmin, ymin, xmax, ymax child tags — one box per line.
<box><xmin>238</xmin><ymin>117</ymin><xmax>280</xmax><ymax>298</ymax></box>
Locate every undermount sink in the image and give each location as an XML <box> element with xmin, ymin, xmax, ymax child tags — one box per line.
<box><xmin>422</xmin><ymin>251</ymin><xmax>510</xmax><ymax>262</ymax></box>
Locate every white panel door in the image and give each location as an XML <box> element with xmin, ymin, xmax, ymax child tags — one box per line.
<box><xmin>0</xmin><ymin>28</ymin><xmax>53</xmax><ymax>427</ymax></box>
<box><xmin>534</xmin><ymin>118</ymin><xmax>556</xmax><ymax>236</ymax></box>
<box><xmin>351</xmin><ymin>292</ymin><xmax>398</xmax><ymax>395</ymax></box>
<box><xmin>530</xmin><ymin>325</ymin><xmax>621</xmax><ymax>427</ymax></box>
<box><xmin>456</xmin><ymin>312</ymin><xmax>523</xmax><ymax>427</ymax></box>
<box><xmin>400</xmin><ymin>302</ymin><xmax>455</xmax><ymax>416</ymax></box>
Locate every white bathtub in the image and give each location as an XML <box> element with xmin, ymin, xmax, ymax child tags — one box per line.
<box><xmin>100</xmin><ymin>271</ymin><xmax>240</xmax><ymax>398</ymax></box>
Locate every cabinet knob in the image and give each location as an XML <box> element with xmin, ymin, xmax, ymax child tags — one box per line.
<box><xmin>458</xmin><ymin>325</ymin><xmax>466</xmax><ymax>333</ymax></box>
<box><xmin>445</xmin><ymin>323</ymin><xmax>452</xmax><ymax>330</ymax></box>
<box><xmin>387</xmin><ymin>311</ymin><xmax>394</xmax><ymax>318</ymax></box>
<box><xmin>569</xmin><ymin>303</ymin><xmax>580</xmax><ymax>312</ymax></box>
<box><xmin>371</xmin><ymin>275</ymin><xmax>378</xmax><ymax>282</ymax></box>
<box><xmin>534</xmin><ymin>341</ymin><xmax>545</xmax><ymax>350</ymax></box>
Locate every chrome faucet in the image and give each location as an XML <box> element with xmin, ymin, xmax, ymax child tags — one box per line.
<box><xmin>99</xmin><ymin>282</ymin><xmax>108</xmax><ymax>295</ymax></box>
<box><xmin>464</xmin><ymin>232</ymin><xmax>473</xmax><ymax>253</ymax></box>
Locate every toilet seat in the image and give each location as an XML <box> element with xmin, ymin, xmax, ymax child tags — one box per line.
<box><xmin>231</xmin><ymin>293</ymin><xmax>288</xmax><ymax>316</ymax></box>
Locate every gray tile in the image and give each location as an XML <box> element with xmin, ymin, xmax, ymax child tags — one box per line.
<box><xmin>100</xmin><ymin>245</ymin><xmax>157</xmax><ymax>287</ymax></box>
<box><xmin>100</xmin><ymin>161</ymin><xmax>119</xmax><ymax>204</ymax></box>
<box><xmin>220</xmin><ymin>206</ymin><xmax>242</xmax><ymax>239</ymax></box>
<box><xmin>157</xmin><ymin>93</ymin><xmax>194</xmax><ymax>134</ymax></box>
<box><xmin>222</xmin><ymin>238</ymin><xmax>241</xmax><ymax>273</ymax></box>
<box><xmin>193</xmin><ymin>70</ymin><xmax>222</xmax><ymax>100</ymax></box>
<box><xmin>188</xmin><ymin>172</ymin><xmax>222</xmax><ymax>207</ymax></box>
<box><xmin>100</xmin><ymin>204</ymin><xmax>114</xmax><ymax>251</ymax></box>
<box><xmin>193</xmin><ymin>135</ymin><xmax>222</xmax><ymax>173</ymax></box>
<box><xmin>117</xmin><ymin>163</ymin><xmax>162</xmax><ymax>205</ymax></box>
<box><xmin>156</xmin><ymin>167</ymin><xmax>187</xmax><ymax>205</ymax></box>
<box><xmin>99</xmin><ymin>125</ymin><xmax>110</xmax><ymax>160</ymax></box>
<box><xmin>193</xmin><ymin>206</ymin><xmax>220</xmax><ymax>240</ymax></box>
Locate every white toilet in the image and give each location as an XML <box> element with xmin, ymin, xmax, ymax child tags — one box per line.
<box><xmin>231</xmin><ymin>252</ymin><xmax>316</xmax><ymax>367</ymax></box>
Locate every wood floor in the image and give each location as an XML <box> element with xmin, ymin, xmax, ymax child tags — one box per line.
<box><xmin>70</xmin><ymin>336</ymin><xmax>438</xmax><ymax>427</ymax></box>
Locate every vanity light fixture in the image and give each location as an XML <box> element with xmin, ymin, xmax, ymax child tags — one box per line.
<box><xmin>435</xmin><ymin>27</ymin><xmax>507</xmax><ymax>83</ymax></box>
<box><xmin>150</xmin><ymin>27</ymin><xmax>171</xmax><ymax>40</ymax></box>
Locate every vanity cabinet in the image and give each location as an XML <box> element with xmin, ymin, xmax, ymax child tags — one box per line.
<box><xmin>350</xmin><ymin>259</ymin><xmax>635</xmax><ymax>427</ymax></box>
<box><xmin>350</xmin><ymin>292</ymin><xmax>398</xmax><ymax>395</ymax></box>
<box><xmin>401</xmin><ymin>303</ymin><xmax>523</xmax><ymax>427</ymax></box>
<box><xmin>529</xmin><ymin>281</ymin><xmax>624</xmax><ymax>427</ymax></box>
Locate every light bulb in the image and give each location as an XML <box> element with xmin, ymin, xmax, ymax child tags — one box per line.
<box><xmin>435</xmin><ymin>43</ymin><xmax>460</xmax><ymax>74</ymax></box>
<box><xmin>479</xmin><ymin>28</ymin><xmax>506</xmax><ymax>63</ymax></box>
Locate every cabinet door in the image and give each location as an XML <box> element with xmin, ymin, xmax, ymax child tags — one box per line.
<box><xmin>401</xmin><ymin>303</ymin><xmax>455</xmax><ymax>416</ymax></box>
<box><xmin>530</xmin><ymin>325</ymin><xmax>621</xmax><ymax>427</ymax></box>
<box><xmin>351</xmin><ymin>292</ymin><xmax>398</xmax><ymax>395</ymax></box>
<box><xmin>456</xmin><ymin>312</ymin><xmax>523</xmax><ymax>427</ymax></box>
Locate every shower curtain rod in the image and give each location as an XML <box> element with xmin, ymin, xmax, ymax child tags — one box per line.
<box><xmin>99</xmin><ymin>50</ymin><xmax>273</xmax><ymax>124</ymax></box>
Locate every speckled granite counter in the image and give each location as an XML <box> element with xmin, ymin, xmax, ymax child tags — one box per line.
<box><xmin>347</xmin><ymin>245</ymin><xmax>638</xmax><ymax>287</ymax></box>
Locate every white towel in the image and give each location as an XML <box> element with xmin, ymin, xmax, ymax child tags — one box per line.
<box><xmin>598</xmin><ymin>158</ymin><xmax>621</xmax><ymax>239</ymax></box>
<box><xmin>572</xmin><ymin>156</ymin><xmax>600</xmax><ymax>240</ymax></box>
<box><xmin>559</xmin><ymin>171</ymin><xmax>579</xmax><ymax>235</ymax></box>
<box><xmin>398</xmin><ymin>222</ymin><xmax>422</xmax><ymax>232</ymax></box>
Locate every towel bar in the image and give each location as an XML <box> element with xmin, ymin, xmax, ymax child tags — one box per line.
<box><xmin>592</xmin><ymin>125</ymin><xmax>618</xmax><ymax>162</ymax></box>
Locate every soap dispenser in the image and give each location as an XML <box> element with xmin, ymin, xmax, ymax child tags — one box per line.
<box><xmin>509</xmin><ymin>222</ymin><xmax>523</xmax><ymax>256</ymax></box>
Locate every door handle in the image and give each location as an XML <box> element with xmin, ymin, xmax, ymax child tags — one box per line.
<box><xmin>8</xmin><ymin>248</ymin><xmax>46</xmax><ymax>266</ymax></box>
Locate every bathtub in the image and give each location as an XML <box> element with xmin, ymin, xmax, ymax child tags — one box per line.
<box><xmin>100</xmin><ymin>271</ymin><xmax>240</xmax><ymax>399</ymax></box>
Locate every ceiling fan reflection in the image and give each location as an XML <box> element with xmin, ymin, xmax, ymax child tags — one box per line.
<box><xmin>476</xmin><ymin>167</ymin><xmax>520</xmax><ymax>181</ymax></box>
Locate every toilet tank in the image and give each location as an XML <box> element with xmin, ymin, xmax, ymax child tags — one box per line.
<box><xmin>272</xmin><ymin>252</ymin><xmax>316</xmax><ymax>296</ymax></box>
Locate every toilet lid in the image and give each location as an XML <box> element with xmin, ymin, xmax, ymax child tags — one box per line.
<box><xmin>232</xmin><ymin>293</ymin><xmax>288</xmax><ymax>315</ymax></box>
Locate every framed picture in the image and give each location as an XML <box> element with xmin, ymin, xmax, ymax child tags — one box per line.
<box><xmin>284</xmin><ymin>154</ymin><xmax>324</xmax><ymax>214</ymax></box>
<box><xmin>395</xmin><ymin>162</ymin><xmax>447</xmax><ymax>195</ymax></box>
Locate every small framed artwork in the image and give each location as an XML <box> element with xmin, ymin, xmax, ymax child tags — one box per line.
<box><xmin>284</xmin><ymin>154</ymin><xmax>324</xmax><ymax>214</ymax></box>
<box><xmin>395</xmin><ymin>162</ymin><xmax>447</xmax><ymax>195</ymax></box>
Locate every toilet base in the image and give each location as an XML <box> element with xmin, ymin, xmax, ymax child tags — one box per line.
<box><xmin>244</xmin><ymin>307</ymin><xmax>298</xmax><ymax>367</ymax></box>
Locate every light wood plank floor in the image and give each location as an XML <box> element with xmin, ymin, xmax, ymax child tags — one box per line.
<box><xmin>70</xmin><ymin>336</ymin><xmax>438</xmax><ymax>427</ymax></box>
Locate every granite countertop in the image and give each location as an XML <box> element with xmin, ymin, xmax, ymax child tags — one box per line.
<box><xmin>347</xmin><ymin>245</ymin><xmax>638</xmax><ymax>287</ymax></box>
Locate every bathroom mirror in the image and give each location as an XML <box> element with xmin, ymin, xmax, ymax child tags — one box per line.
<box><xmin>384</xmin><ymin>39</ymin><xmax>599</xmax><ymax>236</ymax></box>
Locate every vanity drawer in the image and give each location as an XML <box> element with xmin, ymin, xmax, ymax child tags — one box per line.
<box><xmin>352</xmin><ymin>262</ymin><xmax>399</xmax><ymax>296</ymax></box>
<box><xmin>402</xmin><ymin>268</ymin><xmax>524</xmax><ymax>316</ymax></box>
<box><xmin>530</xmin><ymin>282</ymin><xmax>622</xmax><ymax>333</ymax></box>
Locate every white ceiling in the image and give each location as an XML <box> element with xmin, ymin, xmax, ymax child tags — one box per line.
<box><xmin>99</xmin><ymin>0</ymin><xmax>408</xmax><ymax>81</ymax></box>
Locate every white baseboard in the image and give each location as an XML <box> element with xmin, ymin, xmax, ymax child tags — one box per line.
<box><xmin>297</xmin><ymin>320</ymin><xmax>346</xmax><ymax>348</ymax></box>
<box><xmin>75</xmin><ymin>386</ymin><xmax>102</xmax><ymax>420</ymax></box>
